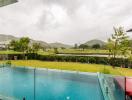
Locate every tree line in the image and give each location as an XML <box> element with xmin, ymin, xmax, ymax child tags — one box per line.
<box><xmin>74</xmin><ymin>43</ymin><xmax>102</xmax><ymax>50</ymax></box>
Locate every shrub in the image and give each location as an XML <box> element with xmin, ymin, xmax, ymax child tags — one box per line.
<box><xmin>78</xmin><ymin>57</ymin><xmax>87</xmax><ymax>63</ymax></box>
<box><xmin>1</xmin><ymin>53</ymin><xmax>131</xmax><ymax>67</ymax></box>
<box><xmin>98</xmin><ymin>57</ymin><xmax>108</xmax><ymax>65</ymax></box>
<box><xmin>88</xmin><ymin>57</ymin><xmax>96</xmax><ymax>63</ymax></box>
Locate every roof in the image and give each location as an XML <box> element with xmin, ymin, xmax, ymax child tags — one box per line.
<box><xmin>0</xmin><ymin>0</ymin><xmax>17</xmax><ymax>7</ymax></box>
<box><xmin>127</xmin><ymin>29</ymin><xmax>132</xmax><ymax>32</ymax></box>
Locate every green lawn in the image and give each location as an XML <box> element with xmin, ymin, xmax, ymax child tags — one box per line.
<box><xmin>0</xmin><ymin>50</ymin><xmax>55</xmax><ymax>55</ymax></box>
<box><xmin>0</xmin><ymin>49</ymin><xmax>109</xmax><ymax>55</ymax></box>
<box><xmin>37</xmin><ymin>48</ymin><xmax>109</xmax><ymax>55</ymax></box>
<box><xmin>38</xmin><ymin>50</ymin><xmax>55</xmax><ymax>55</ymax></box>
<box><xmin>0</xmin><ymin>60</ymin><xmax>132</xmax><ymax>76</ymax></box>
<box><xmin>58</xmin><ymin>49</ymin><xmax>109</xmax><ymax>54</ymax></box>
<box><xmin>0</xmin><ymin>50</ymin><xmax>22</xmax><ymax>54</ymax></box>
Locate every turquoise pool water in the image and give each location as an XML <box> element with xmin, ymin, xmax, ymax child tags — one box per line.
<box><xmin>0</xmin><ymin>67</ymin><xmax>104</xmax><ymax>100</ymax></box>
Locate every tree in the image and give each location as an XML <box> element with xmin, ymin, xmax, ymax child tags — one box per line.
<box><xmin>54</xmin><ymin>48</ymin><xmax>58</xmax><ymax>54</ymax></box>
<box><xmin>107</xmin><ymin>27</ymin><xmax>129</xmax><ymax>59</ymax></box>
<box><xmin>92</xmin><ymin>44</ymin><xmax>100</xmax><ymax>49</ymax></box>
<box><xmin>61</xmin><ymin>47</ymin><xmax>65</xmax><ymax>49</ymax></box>
<box><xmin>9</xmin><ymin>40</ymin><xmax>17</xmax><ymax>50</ymax></box>
<box><xmin>120</xmin><ymin>37</ymin><xmax>130</xmax><ymax>58</ymax></box>
<box><xmin>32</xmin><ymin>43</ymin><xmax>41</xmax><ymax>53</ymax></box>
<box><xmin>27</xmin><ymin>46</ymin><xmax>33</xmax><ymax>53</ymax></box>
<box><xmin>127</xmin><ymin>40</ymin><xmax>132</xmax><ymax>68</ymax></box>
<box><xmin>107</xmin><ymin>27</ymin><xmax>130</xmax><ymax>68</ymax></box>
<box><xmin>79</xmin><ymin>44</ymin><xmax>88</xmax><ymax>50</ymax></box>
<box><xmin>9</xmin><ymin>37</ymin><xmax>30</xmax><ymax>59</ymax></box>
<box><xmin>19</xmin><ymin>37</ymin><xmax>30</xmax><ymax>53</ymax></box>
<box><xmin>9</xmin><ymin>40</ymin><xmax>21</xmax><ymax>51</ymax></box>
<box><xmin>129</xmin><ymin>40</ymin><xmax>132</xmax><ymax>54</ymax></box>
<box><xmin>74</xmin><ymin>43</ymin><xmax>78</xmax><ymax>49</ymax></box>
<box><xmin>107</xmin><ymin>38</ymin><xmax>114</xmax><ymax>58</ymax></box>
<box><xmin>101</xmin><ymin>45</ymin><xmax>107</xmax><ymax>50</ymax></box>
<box><xmin>19</xmin><ymin>37</ymin><xmax>30</xmax><ymax>59</ymax></box>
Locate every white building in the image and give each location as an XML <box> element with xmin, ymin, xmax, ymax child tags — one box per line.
<box><xmin>0</xmin><ymin>41</ymin><xmax>9</xmax><ymax>50</ymax></box>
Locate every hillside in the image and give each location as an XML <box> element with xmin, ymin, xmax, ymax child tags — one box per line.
<box><xmin>84</xmin><ymin>39</ymin><xmax>106</xmax><ymax>46</ymax></box>
<box><xmin>0</xmin><ymin>34</ymin><xmax>18</xmax><ymax>42</ymax></box>
<box><xmin>0</xmin><ymin>34</ymin><xmax>106</xmax><ymax>48</ymax></box>
<box><xmin>30</xmin><ymin>40</ymin><xmax>50</xmax><ymax>48</ymax></box>
<box><xmin>49</xmin><ymin>42</ymin><xmax>72</xmax><ymax>48</ymax></box>
<box><xmin>0</xmin><ymin>34</ymin><xmax>72</xmax><ymax>48</ymax></box>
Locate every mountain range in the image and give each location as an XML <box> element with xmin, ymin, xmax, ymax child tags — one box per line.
<box><xmin>0</xmin><ymin>34</ymin><xmax>106</xmax><ymax>48</ymax></box>
<box><xmin>0</xmin><ymin>34</ymin><xmax>72</xmax><ymax>48</ymax></box>
<box><xmin>84</xmin><ymin>39</ymin><xmax>106</xmax><ymax>46</ymax></box>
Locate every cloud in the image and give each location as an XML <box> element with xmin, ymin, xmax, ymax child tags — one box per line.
<box><xmin>0</xmin><ymin>0</ymin><xmax>132</xmax><ymax>44</ymax></box>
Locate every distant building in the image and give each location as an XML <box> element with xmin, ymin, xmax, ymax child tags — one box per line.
<box><xmin>0</xmin><ymin>44</ymin><xmax>6</xmax><ymax>50</ymax></box>
<box><xmin>0</xmin><ymin>41</ymin><xmax>9</xmax><ymax>50</ymax></box>
<box><xmin>0</xmin><ymin>0</ymin><xmax>17</xmax><ymax>7</ymax></box>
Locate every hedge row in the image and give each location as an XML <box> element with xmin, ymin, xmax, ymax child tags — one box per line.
<box><xmin>36</xmin><ymin>55</ymin><xmax>130</xmax><ymax>67</ymax></box>
<box><xmin>1</xmin><ymin>53</ymin><xmax>131</xmax><ymax>68</ymax></box>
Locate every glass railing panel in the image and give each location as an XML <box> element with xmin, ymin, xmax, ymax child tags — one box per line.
<box><xmin>35</xmin><ymin>69</ymin><xmax>104</xmax><ymax>100</ymax></box>
<box><xmin>98</xmin><ymin>73</ymin><xmax>125</xmax><ymax>100</ymax></box>
<box><xmin>0</xmin><ymin>66</ymin><xmax>126</xmax><ymax>100</ymax></box>
<box><xmin>0</xmin><ymin>66</ymin><xmax>34</xmax><ymax>100</ymax></box>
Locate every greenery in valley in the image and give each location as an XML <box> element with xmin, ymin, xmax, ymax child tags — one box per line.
<box><xmin>92</xmin><ymin>44</ymin><xmax>101</xmax><ymax>49</ymax></box>
<box><xmin>79</xmin><ymin>44</ymin><xmax>89</xmax><ymax>50</ymax></box>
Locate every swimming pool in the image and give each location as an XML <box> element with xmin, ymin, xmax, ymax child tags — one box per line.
<box><xmin>0</xmin><ymin>67</ymin><xmax>104</xmax><ymax>100</ymax></box>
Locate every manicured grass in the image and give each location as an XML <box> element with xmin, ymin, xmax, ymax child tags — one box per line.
<box><xmin>0</xmin><ymin>50</ymin><xmax>22</xmax><ymax>54</ymax></box>
<box><xmin>0</xmin><ymin>60</ymin><xmax>131</xmax><ymax>76</ymax></box>
<box><xmin>0</xmin><ymin>50</ymin><xmax>55</xmax><ymax>55</ymax></box>
<box><xmin>0</xmin><ymin>60</ymin><xmax>132</xmax><ymax>76</ymax></box>
<box><xmin>116</xmin><ymin>68</ymin><xmax>132</xmax><ymax>77</ymax></box>
<box><xmin>0</xmin><ymin>49</ymin><xmax>109</xmax><ymax>55</ymax></box>
<box><xmin>58</xmin><ymin>49</ymin><xmax>109</xmax><ymax>54</ymax></box>
<box><xmin>38</xmin><ymin>50</ymin><xmax>55</xmax><ymax>55</ymax></box>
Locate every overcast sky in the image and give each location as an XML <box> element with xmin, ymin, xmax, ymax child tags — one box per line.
<box><xmin>0</xmin><ymin>0</ymin><xmax>132</xmax><ymax>45</ymax></box>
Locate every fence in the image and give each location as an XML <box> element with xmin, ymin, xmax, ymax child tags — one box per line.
<box><xmin>98</xmin><ymin>73</ymin><xmax>125</xmax><ymax>100</ymax></box>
